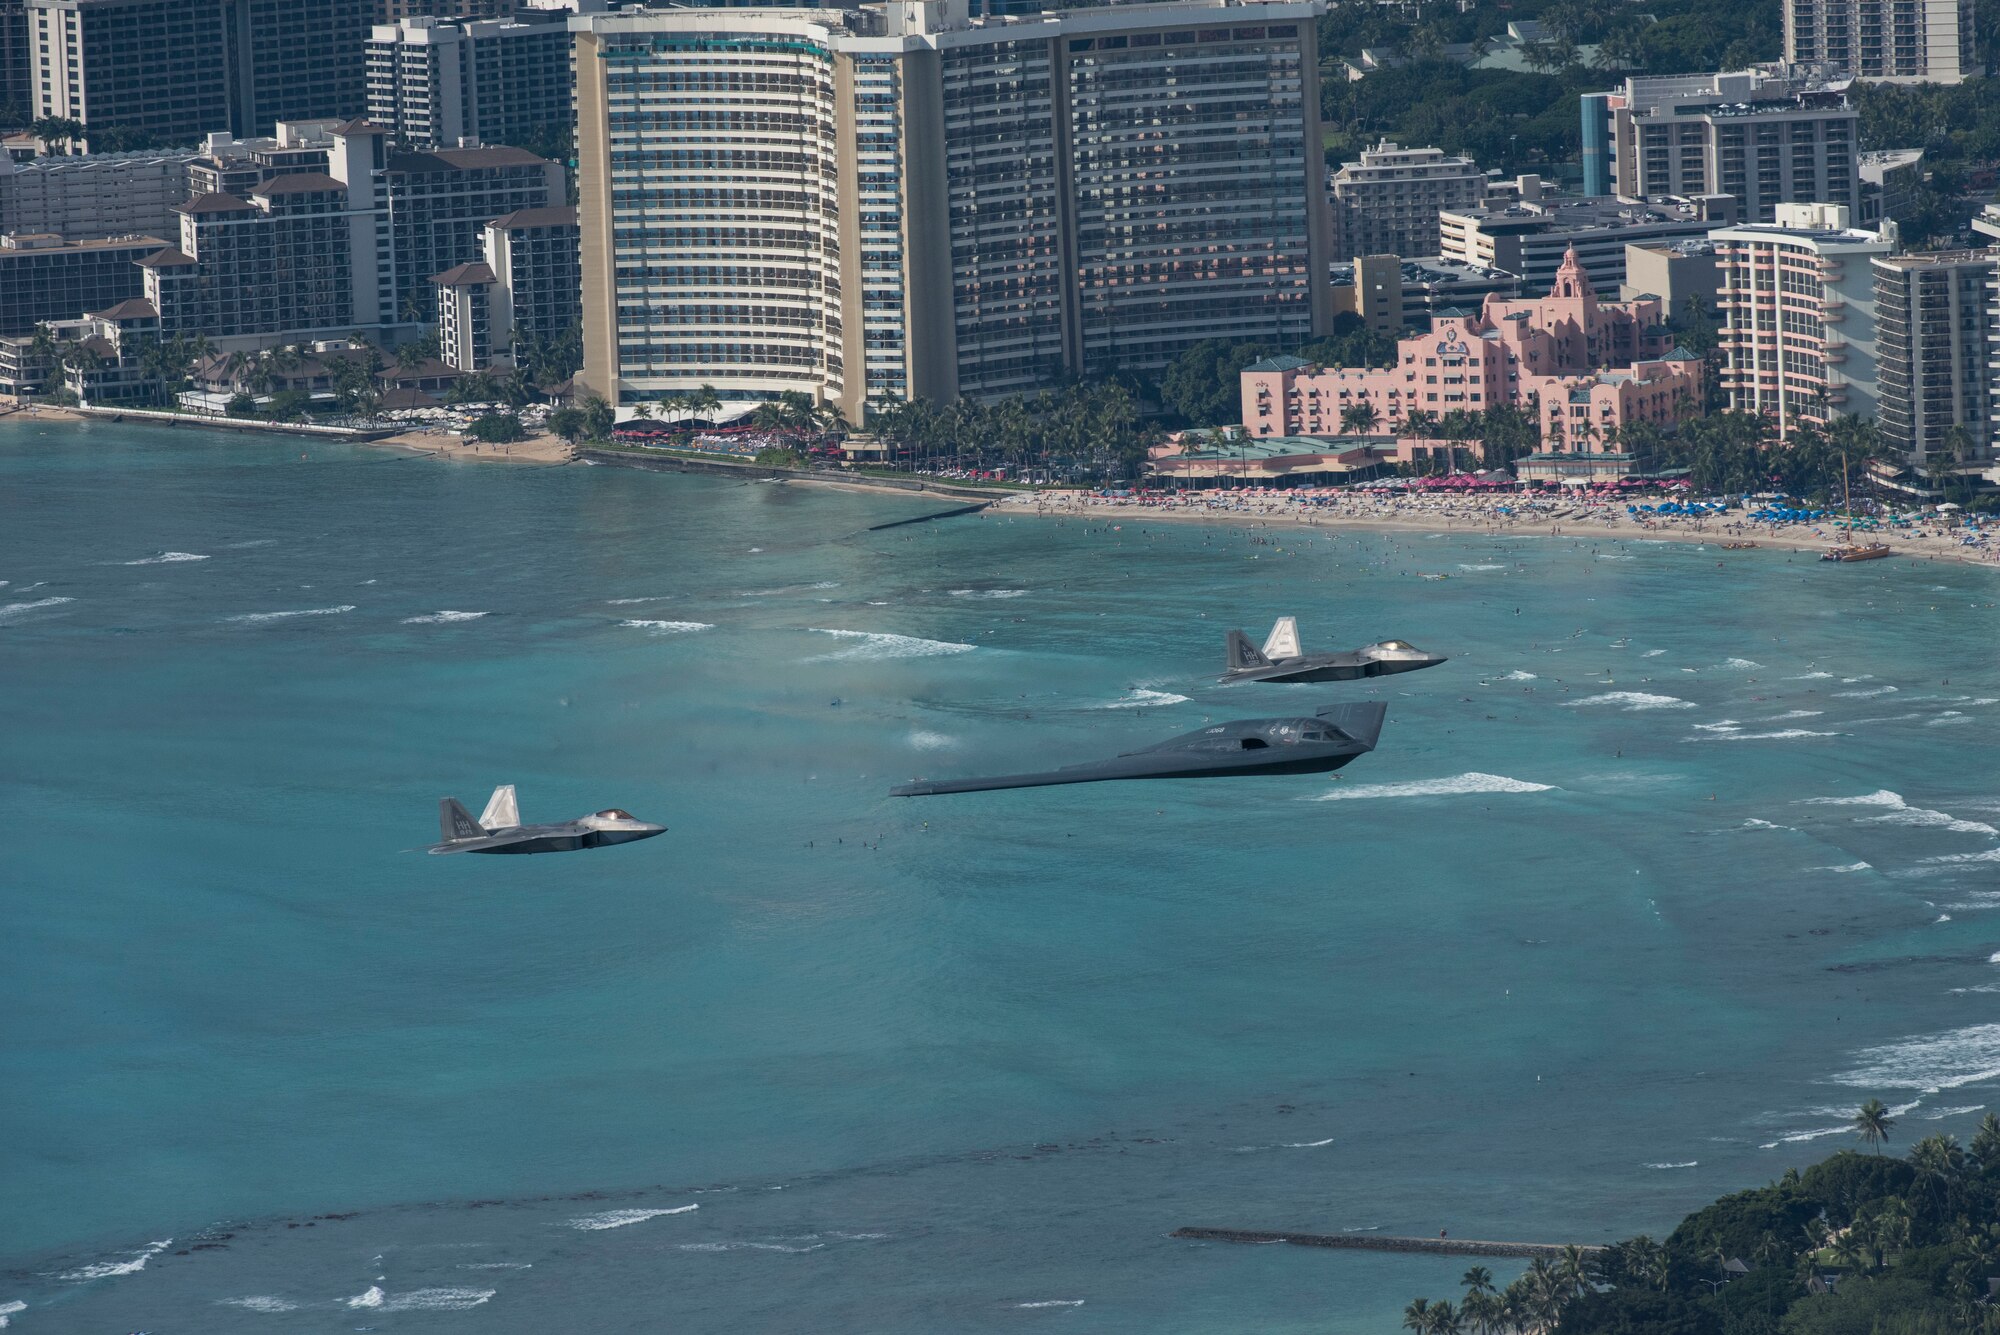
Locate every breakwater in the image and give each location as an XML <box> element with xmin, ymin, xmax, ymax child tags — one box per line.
<box><xmin>1171</xmin><ymin>1228</ymin><xmax>1604</xmax><ymax>1260</ymax></box>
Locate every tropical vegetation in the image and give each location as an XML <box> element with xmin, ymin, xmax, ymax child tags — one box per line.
<box><xmin>865</xmin><ymin>382</ymin><xmax>1164</xmax><ymax>481</ymax></box>
<box><xmin>1396</xmin><ymin>1108</ymin><xmax>2000</xmax><ymax>1334</ymax></box>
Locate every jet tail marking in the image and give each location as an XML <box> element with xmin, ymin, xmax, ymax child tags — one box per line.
<box><xmin>479</xmin><ymin>784</ymin><xmax>520</xmax><ymax>830</ymax></box>
<box><xmin>1261</xmin><ymin>616</ymin><xmax>1303</xmax><ymax>660</ymax></box>
<box><xmin>1226</xmin><ymin>629</ymin><xmax>1271</xmax><ymax>671</ymax></box>
<box><xmin>440</xmin><ymin>797</ymin><xmax>485</xmax><ymax>843</ymax></box>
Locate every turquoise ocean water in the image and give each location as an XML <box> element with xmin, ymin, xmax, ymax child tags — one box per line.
<box><xmin>4</xmin><ymin>419</ymin><xmax>2000</xmax><ymax>1332</ymax></box>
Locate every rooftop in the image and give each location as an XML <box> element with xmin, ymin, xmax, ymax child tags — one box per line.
<box><xmin>488</xmin><ymin>205</ymin><xmax>578</xmax><ymax>230</ymax></box>
<box><xmin>255</xmin><ymin>172</ymin><xmax>346</xmax><ymax>196</ymax></box>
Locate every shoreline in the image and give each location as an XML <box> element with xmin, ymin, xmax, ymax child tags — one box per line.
<box><xmin>988</xmin><ymin>491</ymin><xmax>2000</xmax><ymax>570</ymax></box>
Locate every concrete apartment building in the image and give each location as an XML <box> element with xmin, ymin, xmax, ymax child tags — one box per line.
<box><xmin>1439</xmin><ymin>194</ymin><xmax>1737</xmax><ymax>296</ymax></box>
<box><xmin>432</xmin><ymin>204</ymin><xmax>578</xmax><ymax>370</ymax></box>
<box><xmin>26</xmin><ymin>0</ymin><xmax>372</xmax><ymax>146</ymax></box>
<box><xmin>571</xmin><ymin>0</ymin><xmax>1333</xmax><ymax>423</ymax></box>
<box><xmin>1581</xmin><ymin>66</ymin><xmax>1861</xmax><ymax>225</ymax></box>
<box><xmin>185</xmin><ymin>121</ymin><xmax>339</xmax><ymax>199</ymax></box>
<box><xmin>1784</xmin><ymin>0</ymin><xmax>1978</xmax><ymax>84</ymax></box>
<box><xmin>0</xmin><ymin>228</ymin><xmax>163</xmax><ymax>334</ymax></box>
<box><xmin>1711</xmin><ymin>202</ymin><xmax>1898</xmax><ymax>440</ymax></box>
<box><xmin>1620</xmin><ymin>239</ymin><xmax>1724</xmax><ymax>314</ymax></box>
<box><xmin>139</xmin><ymin>121</ymin><xmax>563</xmax><ymax>347</ymax></box>
<box><xmin>368</xmin><ymin>6</ymin><xmax>599</xmax><ymax>150</ymax></box>
<box><xmin>1330</xmin><ymin>254</ymin><xmax>1518</xmax><ymax>336</ymax></box>
<box><xmin>1871</xmin><ymin>250</ymin><xmax>1992</xmax><ymax>467</ymax></box>
<box><xmin>1328</xmin><ymin>140</ymin><xmax>1485</xmax><ymax>262</ymax></box>
<box><xmin>0</xmin><ymin>147</ymin><xmax>196</xmax><ymax>239</ymax></box>
<box><xmin>1</xmin><ymin>0</ymin><xmax>29</xmax><ymax>120</ymax></box>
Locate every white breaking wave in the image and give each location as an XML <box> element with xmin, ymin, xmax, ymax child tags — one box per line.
<box><xmin>1694</xmin><ymin>721</ymin><xmax>1742</xmax><ymax>733</ymax></box>
<box><xmin>1741</xmin><ymin>819</ymin><xmax>1789</xmax><ymax>830</ymax></box>
<box><xmin>1790</xmin><ymin>671</ymin><xmax>1834</xmax><ymax>680</ymax></box>
<box><xmin>572</xmin><ymin>1207</ymin><xmax>704</xmax><ymax>1223</ymax></box>
<box><xmin>1802</xmin><ymin>790</ymin><xmax>1998</xmax><ymax>836</ymax></box>
<box><xmin>346</xmin><ymin>1286</ymin><xmax>494</xmax><ymax>1312</ymax></box>
<box><xmin>59</xmin><ymin>1239</ymin><xmax>170</xmax><ymax>1280</ymax></box>
<box><xmin>1834</xmin><ymin>686</ymin><xmax>1899</xmax><ymax>699</ymax></box>
<box><xmin>1457</xmin><ymin>563</ymin><xmax>1507</xmax><ymax>572</ymax></box>
<box><xmin>948</xmin><ymin>588</ymin><xmax>1029</xmax><ymax>599</ymax></box>
<box><xmin>0</xmin><ymin>1300</ymin><xmax>24</xmax><ymax>1329</ymax></box>
<box><xmin>1923</xmin><ymin>1104</ymin><xmax>1985</xmax><ymax>1119</ymax></box>
<box><xmin>1313</xmin><ymin>772</ymin><xmax>1554</xmax><ymax>801</ymax></box>
<box><xmin>1563</xmin><ymin>691</ymin><xmax>1695</xmax><ymax>711</ymax></box>
<box><xmin>1498</xmin><ymin>670</ymin><xmax>1537</xmax><ymax>681</ymax></box>
<box><xmin>122</xmin><ymin>551</ymin><xmax>209</xmax><ymax>565</ymax></box>
<box><xmin>1642</xmin><ymin>649</ymin><xmax>1666</xmax><ymax>657</ymax></box>
<box><xmin>679</xmin><ymin>1241</ymin><xmax>826</xmax><ymax>1254</ymax></box>
<box><xmin>909</xmin><ymin>730</ymin><xmax>955</xmax><ymax>751</ymax></box>
<box><xmin>1697</xmin><ymin>729</ymin><xmax>1839</xmax><ymax>742</ymax></box>
<box><xmin>606</xmin><ymin>596</ymin><xmax>673</xmax><ymax>605</ymax></box>
<box><xmin>1836</xmin><ymin>1023</ymin><xmax>2000</xmax><ymax>1093</ymax></box>
<box><xmin>218</xmin><ymin>1296</ymin><xmax>299</xmax><ymax>1312</ymax></box>
<box><xmin>1928</xmin><ymin>712</ymin><xmax>1973</xmax><ymax>727</ymax></box>
<box><xmin>1015</xmin><ymin>1300</ymin><xmax>1086</xmax><ymax>1309</ymax></box>
<box><xmin>1645</xmin><ymin>1162</ymin><xmax>1698</xmax><ymax>1169</ymax></box>
<box><xmin>1766</xmin><ymin>710</ymin><xmax>1825</xmax><ymax>721</ymax></box>
<box><xmin>1807</xmin><ymin>862</ymin><xmax>1872</xmax><ymax>873</ymax></box>
<box><xmin>1098</xmin><ymin>687</ymin><xmax>1190</xmax><ymax>709</ymax></box>
<box><xmin>1721</xmin><ymin>658</ymin><xmax>1764</xmax><ymax>670</ymax></box>
<box><xmin>1924</xmin><ymin>848</ymin><xmax>2000</xmax><ymax>866</ymax></box>
<box><xmin>808</xmin><ymin>628</ymin><xmax>975</xmax><ymax>661</ymax></box>
<box><xmin>1282</xmin><ymin>1137</ymin><xmax>1335</xmax><ymax>1148</ymax></box>
<box><xmin>458</xmin><ymin>1262</ymin><xmax>533</xmax><ymax>1270</ymax></box>
<box><xmin>621</xmin><ymin>619</ymin><xmax>712</xmax><ymax>634</ymax></box>
<box><xmin>403</xmin><ymin>610</ymin><xmax>488</xmax><ymax>624</ymax></box>
<box><xmin>226</xmin><ymin>605</ymin><xmax>354</xmax><ymax>623</ymax></box>
<box><xmin>0</xmin><ymin>596</ymin><xmax>75</xmax><ymax>623</ymax></box>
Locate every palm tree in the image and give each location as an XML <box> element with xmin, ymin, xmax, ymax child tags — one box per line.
<box><xmin>1340</xmin><ymin>400</ymin><xmax>1380</xmax><ymax>435</ymax></box>
<box><xmin>1423</xmin><ymin>1299</ymin><xmax>1461</xmax><ymax>1335</ymax></box>
<box><xmin>691</xmin><ymin>383</ymin><xmax>721</xmax><ymax>425</ymax></box>
<box><xmin>1970</xmin><ymin>1112</ymin><xmax>2000</xmax><ymax>1170</ymax></box>
<box><xmin>1402</xmin><ymin>1298</ymin><xmax>1434</xmax><ymax>1334</ymax></box>
<box><xmin>1854</xmin><ymin>1098</ymin><xmax>1896</xmax><ymax>1154</ymax></box>
<box><xmin>1460</xmin><ymin>1266</ymin><xmax>1495</xmax><ymax>1298</ymax></box>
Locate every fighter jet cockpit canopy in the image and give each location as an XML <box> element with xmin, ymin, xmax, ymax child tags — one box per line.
<box><xmin>594</xmin><ymin>809</ymin><xmax>636</xmax><ymax>820</ymax></box>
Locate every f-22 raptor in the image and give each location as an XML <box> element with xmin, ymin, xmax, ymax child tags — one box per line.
<box><xmin>891</xmin><ymin>702</ymin><xmax>1386</xmax><ymax>796</ymax></box>
<box><xmin>1223</xmin><ymin>617</ymin><xmax>1446</xmax><ymax>684</ymax></box>
<box><xmin>429</xmin><ymin>785</ymin><xmax>665</xmax><ymax>855</ymax></box>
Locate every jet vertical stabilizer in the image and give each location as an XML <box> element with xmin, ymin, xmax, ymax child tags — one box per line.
<box><xmin>480</xmin><ymin>784</ymin><xmax>520</xmax><ymax>829</ymax></box>
<box><xmin>440</xmin><ymin>797</ymin><xmax>484</xmax><ymax>843</ymax></box>
<box><xmin>1226</xmin><ymin>629</ymin><xmax>1272</xmax><ymax>671</ymax></box>
<box><xmin>1262</xmin><ymin>616</ymin><xmax>1303</xmax><ymax>660</ymax></box>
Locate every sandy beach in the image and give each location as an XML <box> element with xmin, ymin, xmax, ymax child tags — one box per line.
<box><xmin>371</xmin><ymin>427</ymin><xmax>574</xmax><ymax>464</ymax></box>
<box><xmin>991</xmin><ymin>487</ymin><xmax>2000</xmax><ymax>570</ymax></box>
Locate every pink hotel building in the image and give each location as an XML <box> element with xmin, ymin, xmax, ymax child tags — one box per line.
<box><xmin>1240</xmin><ymin>249</ymin><xmax>1704</xmax><ymax>462</ymax></box>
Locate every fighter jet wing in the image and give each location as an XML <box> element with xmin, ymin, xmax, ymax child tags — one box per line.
<box><xmin>890</xmin><ymin>749</ymin><xmax>1229</xmax><ymax>796</ymax></box>
<box><xmin>428</xmin><ymin>833</ymin><xmax>527</xmax><ymax>854</ymax></box>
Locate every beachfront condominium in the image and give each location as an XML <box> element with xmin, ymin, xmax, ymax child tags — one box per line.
<box><xmin>570</xmin><ymin>0</ymin><xmax>1333</xmax><ymax>423</ymax></box>
<box><xmin>1328</xmin><ymin>140</ymin><xmax>1486</xmax><ymax>262</ymax></box>
<box><xmin>1870</xmin><ymin>249</ymin><xmax>1993</xmax><ymax>469</ymax></box>
<box><xmin>1784</xmin><ymin>0</ymin><xmax>1978</xmax><ymax>84</ymax></box>
<box><xmin>26</xmin><ymin>0</ymin><xmax>373</xmax><ymax>147</ymax></box>
<box><xmin>0</xmin><ymin>228</ymin><xmax>164</xmax><ymax>334</ymax></box>
<box><xmin>1438</xmin><ymin>193</ymin><xmax>1736</xmax><ymax>297</ymax></box>
<box><xmin>367</xmin><ymin>6</ymin><xmax>599</xmax><ymax>150</ymax></box>
<box><xmin>432</xmin><ymin>204</ymin><xmax>579</xmax><ymax>370</ymax></box>
<box><xmin>140</xmin><ymin>120</ymin><xmax>563</xmax><ymax>347</ymax></box>
<box><xmin>1581</xmin><ymin>66</ymin><xmax>1861</xmax><ymax>224</ymax></box>
<box><xmin>1711</xmin><ymin>202</ymin><xmax>1898</xmax><ymax>440</ymax></box>
<box><xmin>0</xmin><ymin>146</ymin><xmax>200</xmax><ymax>240</ymax></box>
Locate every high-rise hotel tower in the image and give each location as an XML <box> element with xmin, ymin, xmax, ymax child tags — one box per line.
<box><xmin>571</xmin><ymin>0</ymin><xmax>1332</xmax><ymax>421</ymax></box>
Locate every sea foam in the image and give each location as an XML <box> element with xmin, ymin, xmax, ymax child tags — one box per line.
<box><xmin>621</xmin><ymin>619</ymin><xmax>712</xmax><ymax>633</ymax></box>
<box><xmin>1695</xmin><ymin>728</ymin><xmax>1839</xmax><ymax>742</ymax></box>
<box><xmin>1313</xmin><ymin>773</ymin><xmax>1553</xmax><ymax>801</ymax></box>
<box><xmin>808</xmin><ymin>628</ymin><xmax>975</xmax><ymax>661</ymax></box>
<box><xmin>0</xmin><ymin>1300</ymin><xmax>23</xmax><ymax>1328</ymax></box>
<box><xmin>1015</xmin><ymin>1300</ymin><xmax>1086</xmax><ymax>1308</ymax></box>
<box><xmin>403</xmin><ymin>610</ymin><xmax>488</xmax><ymax>624</ymax></box>
<box><xmin>0</xmin><ymin>596</ymin><xmax>75</xmax><ymax>623</ymax></box>
<box><xmin>217</xmin><ymin>1296</ymin><xmax>299</xmax><ymax>1312</ymax></box>
<box><xmin>122</xmin><ymin>551</ymin><xmax>209</xmax><ymax>565</ymax></box>
<box><xmin>568</xmin><ymin>1205</ymin><xmax>698</xmax><ymax>1230</ymax></box>
<box><xmin>346</xmin><ymin>1286</ymin><xmax>494</xmax><ymax>1311</ymax></box>
<box><xmin>226</xmin><ymin>605</ymin><xmax>354</xmax><ymax>623</ymax></box>
<box><xmin>1098</xmin><ymin>687</ymin><xmax>1190</xmax><ymax>709</ymax></box>
<box><xmin>948</xmin><ymin>588</ymin><xmax>1028</xmax><ymax>599</ymax></box>
<box><xmin>1799</xmin><ymin>790</ymin><xmax>1997</xmax><ymax>835</ymax></box>
<box><xmin>1835</xmin><ymin>1023</ymin><xmax>2000</xmax><ymax>1093</ymax></box>
<box><xmin>1562</xmin><ymin>691</ymin><xmax>1695</xmax><ymax>711</ymax></box>
<box><xmin>59</xmin><ymin>1239</ymin><xmax>170</xmax><ymax>1280</ymax></box>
